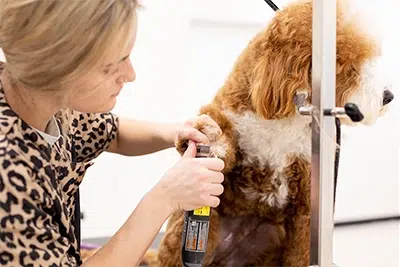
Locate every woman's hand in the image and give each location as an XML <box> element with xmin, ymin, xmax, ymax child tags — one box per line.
<box><xmin>174</xmin><ymin>114</ymin><xmax>222</xmax><ymax>147</ymax></box>
<box><xmin>156</xmin><ymin>140</ymin><xmax>225</xmax><ymax>214</ymax></box>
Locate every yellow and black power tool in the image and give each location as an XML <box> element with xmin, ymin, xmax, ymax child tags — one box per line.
<box><xmin>181</xmin><ymin>144</ymin><xmax>211</xmax><ymax>267</ymax></box>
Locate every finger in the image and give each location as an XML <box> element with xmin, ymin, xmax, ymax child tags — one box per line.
<box><xmin>182</xmin><ymin>140</ymin><xmax>197</xmax><ymax>158</ymax></box>
<box><xmin>183</xmin><ymin>117</ymin><xmax>196</xmax><ymax>127</ymax></box>
<box><xmin>207</xmin><ymin>196</ymin><xmax>220</xmax><ymax>208</ymax></box>
<box><xmin>180</xmin><ymin>128</ymin><xmax>210</xmax><ymax>145</ymax></box>
<box><xmin>209</xmin><ymin>184</ymin><xmax>224</xmax><ymax>196</ymax></box>
<box><xmin>193</xmin><ymin>157</ymin><xmax>225</xmax><ymax>171</ymax></box>
<box><xmin>206</xmin><ymin>170</ymin><xmax>224</xmax><ymax>184</ymax></box>
<box><xmin>193</xmin><ymin>168</ymin><xmax>224</xmax><ymax>184</ymax></box>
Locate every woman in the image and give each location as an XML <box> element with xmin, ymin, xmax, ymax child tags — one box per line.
<box><xmin>0</xmin><ymin>1</ymin><xmax>225</xmax><ymax>266</ymax></box>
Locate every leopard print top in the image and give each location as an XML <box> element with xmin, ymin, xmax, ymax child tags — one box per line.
<box><xmin>0</xmin><ymin>64</ymin><xmax>119</xmax><ymax>266</ymax></box>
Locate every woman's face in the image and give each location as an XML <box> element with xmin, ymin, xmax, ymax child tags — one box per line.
<box><xmin>66</xmin><ymin>24</ymin><xmax>137</xmax><ymax>113</ymax></box>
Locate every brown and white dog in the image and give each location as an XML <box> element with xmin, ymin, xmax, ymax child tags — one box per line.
<box><xmin>141</xmin><ymin>0</ymin><xmax>394</xmax><ymax>266</ymax></box>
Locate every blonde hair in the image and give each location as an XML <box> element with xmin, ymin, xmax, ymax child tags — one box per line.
<box><xmin>0</xmin><ymin>0</ymin><xmax>138</xmax><ymax>91</ymax></box>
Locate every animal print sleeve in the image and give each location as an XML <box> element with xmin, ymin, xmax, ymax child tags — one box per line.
<box><xmin>0</xmin><ymin>155</ymin><xmax>77</xmax><ymax>266</ymax></box>
<box><xmin>69</xmin><ymin>111</ymin><xmax>119</xmax><ymax>163</ymax></box>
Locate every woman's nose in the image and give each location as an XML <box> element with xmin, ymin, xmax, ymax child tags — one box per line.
<box><xmin>122</xmin><ymin>58</ymin><xmax>136</xmax><ymax>83</ymax></box>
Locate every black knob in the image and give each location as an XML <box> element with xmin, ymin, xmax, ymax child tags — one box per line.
<box><xmin>344</xmin><ymin>103</ymin><xmax>364</xmax><ymax>122</ymax></box>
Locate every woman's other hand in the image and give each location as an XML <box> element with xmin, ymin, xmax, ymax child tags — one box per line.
<box><xmin>156</xmin><ymin>140</ymin><xmax>225</xmax><ymax>214</ymax></box>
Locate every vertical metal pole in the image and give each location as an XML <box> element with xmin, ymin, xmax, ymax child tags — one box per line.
<box><xmin>309</xmin><ymin>0</ymin><xmax>337</xmax><ymax>266</ymax></box>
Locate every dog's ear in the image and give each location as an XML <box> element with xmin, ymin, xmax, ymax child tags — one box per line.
<box><xmin>249</xmin><ymin>42</ymin><xmax>312</xmax><ymax>120</ymax></box>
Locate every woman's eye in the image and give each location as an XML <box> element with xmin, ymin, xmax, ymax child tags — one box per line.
<box><xmin>103</xmin><ymin>66</ymin><xmax>119</xmax><ymax>75</ymax></box>
<box><xmin>122</xmin><ymin>54</ymin><xmax>130</xmax><ymax>61</ymax></box>
<box><xmin>103</xmin><ymin>56</ymin><xmax>128</xmax><ymax>75</ymax></box>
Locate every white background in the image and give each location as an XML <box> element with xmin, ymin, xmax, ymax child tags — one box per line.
<box><xmin>0</xmin><ymin>0</ymin><xmax>397</xmax><ymax>241</ymax></box>
<box><xmin>77</xmin><ymin>0</ymin><xmax>400</xmax><ymax>239</ymax></box>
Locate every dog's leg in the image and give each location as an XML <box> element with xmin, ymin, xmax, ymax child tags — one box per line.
<box><xmin>176</xmin><ymin>103</ymin><xmax>237</xmax><ymax>172</ymax></box>
<box><xmin>281</xmin><ymin>156</ymin><xmax>311</xmax><ymax>267</ymax></box>
<box><xmin>281</xmin><ymin>209</ymin><xmax>311</xmax><ymax>267</ymax></box>
<box><xmin>154</xmin><ymin>210</ymin><xmax>221</xmax><ymax>267</ymax></box>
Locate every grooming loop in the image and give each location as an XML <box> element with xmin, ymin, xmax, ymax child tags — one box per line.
<box><xmin>309</xmin><ymin>0</ymin><xmax>338</xmax><ymax>266</ymax></box>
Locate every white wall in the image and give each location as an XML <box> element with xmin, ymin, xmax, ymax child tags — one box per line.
<box><xmin>77</xmin><ymin>0</ymin><xmax>400</xmax><ymax>238</ymax></box>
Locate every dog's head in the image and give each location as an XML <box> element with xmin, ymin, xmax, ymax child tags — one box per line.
<box><xmin>249</xmin><ymin>0</ymin><xmax>393</xmax><ymax>125</ymax></box>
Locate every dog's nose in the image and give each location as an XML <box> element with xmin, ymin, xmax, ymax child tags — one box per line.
<box><xmin>383</xmin><ymin>89</ymin><xmax>394</xmax><ymax>105</ymax></box>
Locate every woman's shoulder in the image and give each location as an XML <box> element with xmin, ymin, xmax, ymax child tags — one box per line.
<box><xmin>0</xmin><ymin>112</ymin><xmax>48</xmax><ymax>178</ymax></box>
<box><xmin>55</xmin><ymin>108</ymin><xmax>118</xmax><ymax>134</ymax></box>
<box><xmin>56</xmin><ymin>108</ymin><xmax>119</xmax><ymax>162</ymax></box>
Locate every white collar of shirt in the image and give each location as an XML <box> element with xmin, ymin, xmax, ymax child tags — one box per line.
<box><xmin>32</xmin><ymin>116</ymin><xmax>61</xmax><ymax>146</ymax></box>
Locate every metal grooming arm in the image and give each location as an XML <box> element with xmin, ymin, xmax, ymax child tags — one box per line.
<box><xmin>303</xmin><ymin>0</ymin><xmax>363</xmax><ymax>260</ymax></box>
<box><xmin>309</xmin><ymin>0</ymin><xmax>337</xmax><ymax>266</ymax></box>
<box><xmin>302</xmin><ymin>1</ymin><xmax>361</xmax><ymax>266</ymax></box>
<box><xmin>264</xmin><ymin>1</ymin><xmax>338</xmax><ymax>265</ymax></box>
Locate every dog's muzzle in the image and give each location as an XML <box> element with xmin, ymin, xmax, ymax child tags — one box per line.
<box><xmin>383</xmin><ymin>89</ymin><xmax>394</xmax><ymax>106</ymax></box>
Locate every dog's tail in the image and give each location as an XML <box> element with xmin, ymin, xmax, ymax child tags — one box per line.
<box><xmin>139</xmin><ymin>249</ymin><xmax>158</xmax><ymax>267</ymax></box>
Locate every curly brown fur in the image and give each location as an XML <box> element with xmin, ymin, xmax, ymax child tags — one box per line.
<box><xmin>139</xmin><ymin>249</ymin><xmax>157</xmax><ymax>266</ymax></box>
<box><xmin>141</xmin><ymin>0</ymin><xmax>392</xmax><ymax>266</ymax></box>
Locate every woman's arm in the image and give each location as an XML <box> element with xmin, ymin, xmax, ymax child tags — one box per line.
<box><xmin>107</xmin><ymin>118</ymin><xmax>180</xmax><ymax>156</ymax></box>
<box><xmin>81</xmin><ymin>185</ymin><xmax>170</xmax><ymax>267</ymax></box>
<box><xmin>107</xmin><ymin>115</ymin><xmax>218</xmax><ymax>156</ymax></box>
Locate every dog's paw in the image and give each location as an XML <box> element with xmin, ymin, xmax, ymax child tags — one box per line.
<box><xmin>196</xmin><ymin>118</ymin><xmax>223</xmax><ymax>142</ymax></box>
<box><xmin>175</xmin><ymin>114</ymin><xmax>223</xmax><ymax>156</ymax></box>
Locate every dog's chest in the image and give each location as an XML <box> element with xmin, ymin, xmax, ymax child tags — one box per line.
<box><xmin>225</xmin><ymin>110</ymin><xmax>311</xmax><ymax>168</ymax></box>
<box><xmin>224</xmin><ymin>110</ymin><xmax>311</xmax><ymax>208</ymax></box>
